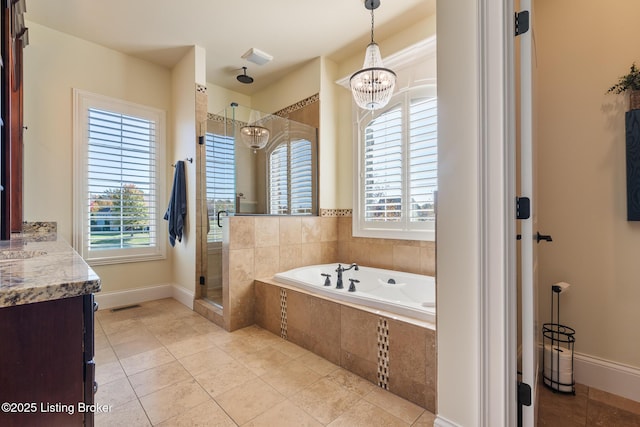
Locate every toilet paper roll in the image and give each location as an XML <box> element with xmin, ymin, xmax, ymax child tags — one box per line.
<box><xmin>543</xmin><ymin>344</ymin><xmax>573</xmax><ymax>392</ymax></box>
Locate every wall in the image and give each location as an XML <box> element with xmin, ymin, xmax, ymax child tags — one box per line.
<box><xmin>171</xmin><ymin>46</ymin><xmax>206</xmax><ymax>301</ymax></box>
<box><xmin>537</xmin><ymin>1</ymin><xmax>640</xmax><ymax>371</ymax></box>
<box><xmin>23</xmin><ymin>21</ymin><xmax>173</xmax><ymax>294</ymax></box>
<box><xmin>435</xmin><ymin>0</ymin><xmax>481</xmax><ymax>425</ymax></box>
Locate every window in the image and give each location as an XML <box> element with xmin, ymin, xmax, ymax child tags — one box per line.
<box><xmin>268</xmin><ymin>138</ymin><xmax>315</xmax><ymax>215</ymax></box>
<box><xmin>73</xmin><ymin>89</ymin><xmax>166</xmax><ymax>264</ymax></box>
<box><xmin>354</xmin><ymin>87</ymin><xmax>437</xmax><ymax>240</ymax></box>
<box><xmin>205</xmin><ymin>131</ymin><xmax>235</xmax><ymax>242</ymax></box>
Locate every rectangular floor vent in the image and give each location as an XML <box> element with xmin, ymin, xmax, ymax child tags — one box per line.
<box><xmin>110</xmin><ymin>304</ymin><xmax>141</xmax><ymax>312</ymax></box>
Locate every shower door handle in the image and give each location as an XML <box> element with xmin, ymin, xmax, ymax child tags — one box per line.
<box><xmin>217</xmin><ymin>210</ymin><xmax>228</xmax><ymax>228</ymax></box>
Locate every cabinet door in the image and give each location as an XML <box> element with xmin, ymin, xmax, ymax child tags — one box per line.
<box><xmin>0</xmin><ymin>297</ymin><xmax>85</xmax><ymax>426</ymax></box>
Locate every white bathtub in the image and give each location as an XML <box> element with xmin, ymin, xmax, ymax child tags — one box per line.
<box><xmin>273</xmin><ymin>263</ymin><xmax>435</xmax><ymax>323</ymax></box>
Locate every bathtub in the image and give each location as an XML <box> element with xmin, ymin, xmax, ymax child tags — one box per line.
<box><xmin>273</xmin><ymin>263</ymin><xmax>435</xmax><ymax>323</ymax></box>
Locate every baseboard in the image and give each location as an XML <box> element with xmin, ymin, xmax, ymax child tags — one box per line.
<box><xmin>574</xmin><ymin>352</ymin><xmax>640</xmax><ymax>403</ymax></box>
<box><xmin>434</xmin><ymin>416</ymin><xmax>462</xmax><ymax>427</ymax></box>
<box><xmin>95</xmin><ymin>284</ymin><xmax>194</xmax><ymax>311</ymax></box>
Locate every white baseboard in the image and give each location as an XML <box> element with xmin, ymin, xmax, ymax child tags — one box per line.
<box><xmin>574</xmin><ymin>352</ymin><xmax>640</xmax><ymax>403</ymax></box>
<box><xmin>95</xmin><ymin>283</ymin><xmax>194</xmax><ymax>311</ymax></box>
<box><xmin>434</xmin><ymin>416</ymin><xmax>462</xmax><ymax>427</ymax></box>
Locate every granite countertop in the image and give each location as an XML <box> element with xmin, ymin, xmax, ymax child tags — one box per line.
<box><xmin>0</xmin><ymin>235</ymin><xmax>101</xmax><ymax>308</ymax></box>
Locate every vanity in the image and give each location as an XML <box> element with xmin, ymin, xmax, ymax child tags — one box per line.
<box><xmin>0</xmin><ymin>234</ymin><xmax>101</xmax><ymax>426</ymax></box>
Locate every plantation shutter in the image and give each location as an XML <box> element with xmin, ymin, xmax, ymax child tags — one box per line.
<box><xmin>269</xmin><ymin>144</ymin><xmax>289</xmax><ymax>214</ymax></box>
<box><xmin>363</xmin><ymin>104</ymin><xmax>403</xmax><ymax>222</ymax></box>
<box><xmin>408</xmin><ymin>97</ymin><xmax>437</xmax><ymax>222</ymax></box>
<box><xmin>206</xmin><ymin>132</ymin><xmax>235</xmax><ymax>242</ymax></box>
<box><xmin>87</xmin><ymin>108</ymin><xmax>157</xmax><ymax>250</ymax></box>
<box><xmin>290</xmin><ymin>139</ymin><xmax>313</xmax><ymax>214</ymax></box>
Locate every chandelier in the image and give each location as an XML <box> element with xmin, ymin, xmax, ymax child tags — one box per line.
<box><xmin>350</xmin><ymin>0</ymin><xmax>397</xmax><ymax>111</ymax></box>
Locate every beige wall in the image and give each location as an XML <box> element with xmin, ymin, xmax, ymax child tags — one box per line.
<box><xmin>537</xmin><ymin>0</ymin><xmax>640</xmax><ymax>369</ymax></box>
<box><xmin>23</xmin><ymin>21</ymin><xmax>173</xmax><ymax>293</ymax></box>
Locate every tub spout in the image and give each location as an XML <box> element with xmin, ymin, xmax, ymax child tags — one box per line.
<box><xmin>336</xmin><ymin>263</ymin><xmax>359</xmax><ymax>289</ymax></box>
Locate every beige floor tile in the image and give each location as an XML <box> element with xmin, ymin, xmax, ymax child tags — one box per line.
<box><xmin>327</xmin><ymin>399</ymin><xmax>409</xmax><ymax>427</ymax></box>
<box><xmin>214</xmin><ymin>334</ymin><xmax>266</xmax><ymax>357</ymax></box>
<box><xmin>95</xmin><ymin>376</ymin><xmax>138</xmax><ymax>409</ymax></box>
<box><xmin>95</xmin><ymin>360</ymin><xmax>126</xmax><ymax>386</ymax></box>
<box><xmin>290</xmin><ymin>377</ymin><xmax>363</xmax><ymax>424</ymax></box>
<box><xmin>586</xmin><ymin>399</ymin><xmax>640</xmax><ymax>427</ymax></box>
<box><xmin>139</xmin><ymin>378</ymin><xmax>212</xmax><ymax>425</ymax></box>
<box><xmin>119</xmin><ymin>347</ymin><xmax>176</xmax><ymax>376</ymax></box>
<box><xmin>128</xmin><ymin>360</ymin><xmax>192</xmax><ymax>397</ymax></box>
<box><xmin>95</xmin><ymin>331</ymin><xmax>111</xmax><ymax>351</ymax></box>
<box><xmin>588</xmin><ymin>387</ymin><xmax>640</xmax><ymax>416</ymax></box>
<box><xmin>146</xmin><ymin>318</ymin><xmax>205</xmax><ymax>346</ymax></box>
<box><xmin>178</xmin><ymin>346</ymin><xmax>236</xmax><ymax>377</ymax></box>
<box><xmin>95</xmin><ymin>398</ymin><xmax>151</xmax><ymax>427</ymax></box>
<box><xmin>243</xmin><ymin>399</ymin><xmax>323</xmax><ymax>427</ymax></box>
<box><xmin>364</xmin><ymin>387</ymin><xmax>425</xmax><ymax>424</ymax></box>
<box><xmin>194</xmin><ymin>359</ymin><xmax>257</xmax><ymax>397</ymax></box>
<box><xmin>156</xmin><ymin>400</ymin><xmax>236</xmax><ymax>427</ymax></box>
<box><xmin>95</xmin><ymin>345</ymin><xmax>118</xmax><ymax>364</ymax></box>
<box><xmin>111</xmin><ymin>333</ymin><xmax>164</xmax><ymax>359</ymax></box>
<box><xmin>260</xmin><ymin>359</ymin><xmax>323</xmax><ymax>397</ymax></box>
<box><xmin>295</xmin><ymin>350</ymin><xmax>340</xmax><ymax>376</ymax></box>
<box><xmin>412</xmin><ymin>410</ymin><xmax>437</xmax><ymax>426</ymax></box>
<box><xmin>236</xmin><ymin>345</ymin><xmax>292</xmax><ymax>376</ymax></box>
<box><xmin>100</xmin><ymin>317</ymin><xmax>148</xmax><ymax>338</ymax></box>
<box><xmin>326</xmin><ymin>368</ymin><xmax>378</xmax><ymax>397</ymax></box>
<box><xmin>165</xmin><ymin>332</ymin><xmax>224</xmax><ymax>360</ymax></box>
<box><xmin>214</xmin><ymin>377</ymin><xmax>286</xmax><ymax>425</ymax></box>
<box><xmin>269</xmin><ymin>337</ymin><xmax>310</xmax><ymax>359</ymax></box>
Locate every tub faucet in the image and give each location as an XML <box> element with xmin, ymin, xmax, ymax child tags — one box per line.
<box><xmin>335</xmin><ymin>263</ymin><xmax>359</xmax><ymax>289</ymax></box>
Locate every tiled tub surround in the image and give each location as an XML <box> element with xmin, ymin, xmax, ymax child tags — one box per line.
<box><xmin>0</xmin><ymin>236</ymin><xmax>101</xmax><ymax>307</ymax></box>
<box><xmin>255</xmin><ymin>279</ymin><xmax>437</xmax><ymax>412</ymax></box>
<box><xmin>220</xmin><ymin>215</ymin><xmax>436</xmax><ymax>331</ymax></box>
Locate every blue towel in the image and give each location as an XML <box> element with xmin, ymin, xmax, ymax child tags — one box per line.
<box><xmin>164</xmin><ymin>160</ymin><xmax>186</xmax><ymax>246</ymax></box>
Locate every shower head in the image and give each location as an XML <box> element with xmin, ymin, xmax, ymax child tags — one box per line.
<box><xmin>236</xmin><ymin>67</ymin><xmax>254</xmax><ymax>84</ymax></box>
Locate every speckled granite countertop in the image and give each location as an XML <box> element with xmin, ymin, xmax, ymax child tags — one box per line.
<box><xmin>0</xmin><ymin>236</ymin><xmax>101</xmax><ymax>308</ymax></box>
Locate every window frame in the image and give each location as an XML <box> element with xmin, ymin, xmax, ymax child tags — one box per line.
<box><xmin>73</xmin><ymin>89</ymin><xmax>167</xmax><ymax>265</ymax></box>
<box><xmin>353</xmin><ymin>85</ymin><xmax>437</xmax><ymax>241</ymax></box>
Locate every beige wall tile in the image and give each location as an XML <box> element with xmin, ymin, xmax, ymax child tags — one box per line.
<box><xmin>368</xmin><ymin>244</ymin><xmax>395</xmax><ymax>270</ymax></box>
<box><xmin>286</xmin><ymin>290</ymin><xmax>312</xmax><ymax>347</ymax></box>
<box><xmin>340</xmin><ymin>306</ymin><xmax>378</xmax><ymax>364</ymax></box>
<box><xmin>307</xmin><ymin>298</ymin><xmax>341</xmax><ymax>365</ymax></box>
<box><xmin>229</xmin><ymin>280</ymin><xmax>255</xmax><ymax>331</ymax></box>
<box><xmin>229</xmin><ymin>248</ymin><xmax>254</xmax><ymax>283</ymax></box>
<box><xmin>321</xmin><ymin>242</ymin><xmax>339</xmax><ymax>264</ymax></box>
<box><xmin>280</xmin><ymin>217</ymin><xmax>302</xmax><ymax>245</ymax></box>
<box><xmin>349</xmin><ymin>241</ymin><xmax>372</xmax><ymax>265</ymax></box>
<box><xmin>229</xmin><ymin>217</ymin><xmax>255</xmax><ymax>249</ymax></box>
<box><xmin>254</xmin><ymin>281</ymin><xmax>282</xmax><ymax>336</ymax></box>
<box><xmin>255</xmin><ymin>217</ymin><xmax>279</xmax><ymax>247</ymax></box>
<box><xmin>279</xmin><ymin>244</ymin><xmax>302</xmax><ymax>271</ymax></box>
<box><xmin>255</xmin><ymin>246</ymin><xmax>280</xmax><ymax>279</ymax></box>
<box><xmin>301</xmin><ymin>242</ymin><xmax>323</xmax><ymax>266</ymax></box>
<box><xmin>420</xmin><ymin>242</ymin><xmax>436</xmax><ymax>276</ymax></box>
<box><xmin>302</xmin><ymin>217</ymin><xmax>322</xmax><ymax>242</ymax></box>
<box><xmin>392</xmin><ymin>245</ymin><xmax>422</xmax><ymax>274</ymax></box>
<box><xmin>338</xmin><ymin>217</ymin><xmax>352</xmax><ymax>241</ymax></box>
<box><xmin>320</xmin><ymin>217</ymin><xmax>338</xmax><ymax>242</ymax></box>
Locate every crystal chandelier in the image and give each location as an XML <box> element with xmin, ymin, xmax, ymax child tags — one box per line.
<box><xmin>350</xmin><ymin>0</ymin><xmax>397</xmax><ymax>111</ymax></box>
<box><xmin>239</xmin><ymin>123</ymin><xmax>270</xmax><ymax>153</ymax></box>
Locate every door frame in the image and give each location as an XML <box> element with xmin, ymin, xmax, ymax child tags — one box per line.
<box><xmin>478</xmin><ymin>0</ymin><xmax>518</xmax><ymax>425</ymax></box>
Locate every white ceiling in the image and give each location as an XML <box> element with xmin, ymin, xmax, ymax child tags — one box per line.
<box><xmin>24</xmin><ymin>0</ymin><xmax>435</xmax><ymax>95</ymax></box>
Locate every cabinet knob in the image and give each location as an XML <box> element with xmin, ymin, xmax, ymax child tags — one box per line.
<box><xmin>94</xmin><ymin>381</ymin><xmax>98</xmax><ymax>394</ymax></box>
<box><xmin>93</xmin><ymin>301</ymin><xmax>99</xmax><ymax>312</ymax></box>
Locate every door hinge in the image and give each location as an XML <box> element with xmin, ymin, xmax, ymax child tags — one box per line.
<box><xmin>515</xmin><ymin>11</ymin><xmax>530</xmax><ymax>36</ymax></box>
<box><xmin>516</xmin><ymin>197</ymin><xmax>530</xmax><ymax>220</ymax></box>
<box><xmin>518</xmin><ymin>381</ymin><xmax>532</xmax><ymax>406</ymax></box>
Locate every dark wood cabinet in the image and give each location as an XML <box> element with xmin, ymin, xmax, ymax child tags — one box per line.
<box><xmin>0</xmin><ymin>294</ymin><xmax>96</xmax><ymax>426</ymax></box>
<box><xmin>1</xmin><ymin>0</ymin><xmax>27</xmax><ymax>239</ymax></box>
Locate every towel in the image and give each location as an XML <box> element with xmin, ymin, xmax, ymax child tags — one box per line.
<box><xmin>164</xmin><ymin>160</ymin><xmax>186</xmax><ymax>246</ymax></box>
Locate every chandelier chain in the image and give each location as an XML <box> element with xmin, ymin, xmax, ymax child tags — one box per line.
<box><xmin>370</xmin><ymin>7</ymin><xmax>375</xmax><ymax>44</ymax></box>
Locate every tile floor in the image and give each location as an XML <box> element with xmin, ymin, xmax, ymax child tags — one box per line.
<box><xmin>94</xmin><ymin>298</ymin><xmax>436</xmax><ymax>426</ymax></box>
<box><xmin>538</xmin><ymin>380</ymin><xmax>640</xmax><ymax>426</ymax></box>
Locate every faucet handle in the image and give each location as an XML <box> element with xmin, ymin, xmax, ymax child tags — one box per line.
<box><xmin>321</xmin><ymin>273</ymin><xmax>331</xmax><ymax>287</ymax></box>
<box><xmin>348</xmin><ymin>279</ymin><xmax>359</xmax><ymax>293</ymax></box>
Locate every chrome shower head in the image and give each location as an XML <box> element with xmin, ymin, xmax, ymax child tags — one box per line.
<box><xmin>237</xmin><ymin>67</ymin><xmax>254</xmax><ymax>84</ymax></box>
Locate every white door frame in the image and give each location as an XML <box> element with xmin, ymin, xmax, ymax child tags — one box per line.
<box><xmin>478</xmin><ymin>0</ymin><xmax>517</xmax><ymax>425</ymax></box>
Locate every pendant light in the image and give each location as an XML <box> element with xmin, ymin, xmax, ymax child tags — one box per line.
<box><xmin>350</xmin><ymin>0</ymin><xmax>397</xmax><ymax>111</ymax></box>
<box><xmin>240</xmin><ymin>109</ymin><xmax>270</xmax><ymax>153</ymax></box>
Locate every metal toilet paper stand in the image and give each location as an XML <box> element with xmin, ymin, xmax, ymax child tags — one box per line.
<box><xmin>542</xmin><ymin>283</ymin><xmax>576</xmax><ymax>394</ymax></box>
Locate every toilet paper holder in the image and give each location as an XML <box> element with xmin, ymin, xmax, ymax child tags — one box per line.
<box><xmin>542</xmin><ymin>283</ymin><xmax>576</xmax><ymax>394</ymax></box>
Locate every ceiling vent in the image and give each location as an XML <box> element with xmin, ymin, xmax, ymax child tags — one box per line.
<box><xmin>241</xmin><ymin>48</ymin><xmax>273</xmax><ymax>66</ymax></box>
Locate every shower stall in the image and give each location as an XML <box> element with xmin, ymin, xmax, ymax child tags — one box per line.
<box><xmin>200</xmin><ymin>103</ymin><xmax>318</xmax><ymax>310</ymax></box>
